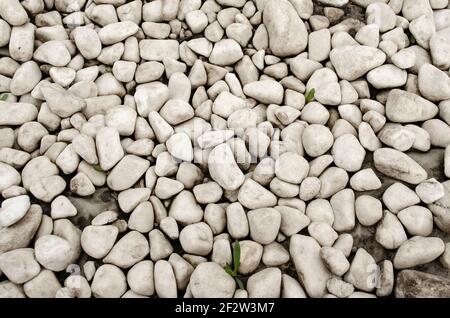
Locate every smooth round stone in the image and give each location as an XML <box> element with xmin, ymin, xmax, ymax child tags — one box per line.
<box><xmin>0</xmin><ymin>195</ymin><xmax>30</xmax><ymax>227</ymax></box>
<box><xmin>127</xmin><ymin>260</ymin><xmax>155</xmax><ymax>296</ymax></box>
<box><xmin>344</xmin><ymin>248</ymin><xmax>377</xmax><ymax>293</ymax></box>
<box><xmin>320</xmin><ymin>247</ymin><xmax>350</xmax><ymax>276</ymax></box>
<box><xmin>327</xmin><ymin>277</ymin><xmax>354</xmax><ymax>298</ymax></box>
<box><xmin>318</xmin><ymin>167</ymin><xmax>349</xmax><ymax>199</ymax></box>
<box><xmin>262</xmin><ymin>242</ymin><xmax>289</xmax><ymax>266</ymax></box>
<box><xmin>397</xmin><ymin>206</ymin><xmax>433</xmax><ymax>236</ymax></box>
<box><xmin>103</xmin><ymin>231</ymin><xmax>150</xmax><ymax>269</ymax></box>
<box><xmin>275</xmin><ymin>152</ymin><xmax>309</xmax><ymax>184</ymax></box>
<box><xmin>169</xmin><ymin>190</ymin><xmax>204</xmax><ymax>225</ymax></box>
<box><xmin>418</xmin><ymin>63</ymin><xmax>450</xmax><ymax>102</ymax></box>
<box><xmin>330</xmin><ymin>45</ymin><xmax>386</xmax><ymax>81</ymax></box>
<box><xmin>179</xmin><ymin>222</ymin><xmax>213</xmax><ymax>256</ymax></box>
<box><xmin>290</xmin><ymin>234</ymin><xmax>331</xmax><ymax>298</ymax></box>
<box><xmin>277</xmin><ymin>205</ymin><xmax>310</xmax><ymax>236</ymax></box>
<box><xmin>0</xmin><ymin>162</ymin><xmax>21</xmax><ymax>193</ymax></box>
<box><xmin>91</xmin><ymin>264</ymin><xmax>127</xmax><ymax>298</ymax></box>
<box><xmin>35</xmin><ymin>235</ymin><xmax>73</xmax><ymax>272</ymax></box>
<box><xmin>302</xmin><ymin>125</ymin><xmax>334</xmax><ymax>157</ymax></box>
<box><xmin>106</xmin><ymin>155</ymin><xmax>150</xmax><ymax>191</ymax></box>
<box><xmin>281</xmin><ymin>273</ymin><xmax>307</xmax><ymax>298</ymax></box>
<box><xmin>415</xmin><ymin>178</ymin><xmax>445</xmax><ymax>204</ymax></box>
<box><xmin>382</xmin><ymin>182</ymin><xmax>421</xmax><ymax>213</ymax></box>
<box><xmin>73</xmin><ymin>26</ymin><xmax>102</xmax><ymax>60</ymax></box>
<box><xmin>166</xmin><ymin>133</ymin><xmax>193</xmax><ymax>161</ymax></box>
<box><xmin>367</xmin><ymin>65</ymin><xmax>407</xmax><ymax>89</ymax></box>
<box><xmin>21</xmin><ymin>156</ymin><xmax>58</xmax><ymax>191</ymax></box>
<box><xmin>299</xmin><ymin>177</ymin><xmax>321</xmax><ymax>201</ymax></box>
<box><xmin>238</xmin><ymin>240</ymin><xmax>263</xmax><ymax>275</ymax></box>
<box><xmin>0</xmin><ymin>204</ymin><xmax>42</xmax><ymax>255</ymax></box>
<box><xmin>0</xmin><ymin>248</ymin><xmax>40</xmax><ymax>284</ymax></box>
<box><xmin>393</xmin><ymin>237</ymin><xmax>445</xmax><ymax>269</ymax></box>
<box><xmin>263</xmin><ymin>0</ymin><xmax>308</xmax><ymax>57</ymax></box>
<box><xmin>128</xmin><ymin>201</ymin><xmax>155</xmax><ymax>233</ymax></box>
<box><xmin>33</xmin><ymin>41</ymin><xmax>71</xmax><ymax>67</ymax></box>
<box><xmin>209</xmin><ymin>39</ymin><xmax>243</xmax><ymax>66</ymax></box>
<box><xmin>189</xmin><ymin>262</ymin><xmax>236</xmax><ymax>298</ymax></box>
<box><xmin>247</xmin><ymin>267</ymin><xmax>282</xmax><ymax>298</ymax></box>
<box><xmin>247</xmin><ymin>208</ymin><xmax>281</xmax><ymax>245</ymax></box>
<box><xmin>23</xmin><ymin>269</ymin><xmax>61</xmax><ymax>298</ymax></box>
<box><xmin>375</xmin><ymin>211</ymin><xmax>408</xmax><ymax>250</ymax></box>
<box><xmin>238</xmin><ymin>178</ymin><xmax>277</xmax><ymax>209</ymax></box>
<box><xmin>243</xmin><ymin>80</ymin><xmax>284</xmax><ymax>105</ymax></box>
<box><xmin>332</xmin><ymin>134</ymin><xmax>366</xmax><ymax>172</ymax></box>
<box><xmin>81</xmin><ymin>225</ymin><xmax>118</xmax><ymax>259</ymax></box>
<box><xmin>385</xmin><ymin>89</ymin><xmax>438</xmax><ymax>123</ymax></box>
<box><xmin>355</xmin><ymin>195</ymin><xmax>383</xmax><ymax>226</ymax></box>
<box><xmin>375</xmin><ymin>147</ymin><xmax>428</xmax><ymax>185</ymax></box>
<box><xmin>208</xmin><ymin>143</ymin><xmax>245</xmax><ymax>191</ymax></box>
<box><xmin>350</xmin><ymin>169</ymin><xmax>381</xmax><ymax>191</ymax></box>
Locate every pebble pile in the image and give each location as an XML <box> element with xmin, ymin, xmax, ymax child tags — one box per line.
<box><xmin>0</xmin><ymin>0</ymin><xmax>450</xmax><ymax>298</ymax></box>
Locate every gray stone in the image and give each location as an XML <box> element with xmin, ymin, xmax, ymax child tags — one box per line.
<box><xmin>395</xmin><ymin>270</ymin><xmax>450</xmax><ymax>298</ymax></box>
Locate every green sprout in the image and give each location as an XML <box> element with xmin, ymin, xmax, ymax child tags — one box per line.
<box><xmin>305</xmin><ymin>88</ymin><xmax>315</xmax><ymax>103</ymax></box>
<box><xmin>93</xmin><ymin>164</ymin><xmax>103</xmax><ymax>172</ymax></box>
<box><xmin>0</xmin><ymin>93</ymin><xmax>8</xmax><ymax>101</ymax></box>
<box><xmin>224</xmin><ymin>240</ymin><xmax>244</xmax><ymax>290</ymax></box>
<box><xmin>408</xmin><ymin>33</ymin><xmax>416</xmax><ymax>45</ymax></box>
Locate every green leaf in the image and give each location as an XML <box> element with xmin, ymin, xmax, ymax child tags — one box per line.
<box><xmin>232</xmin><ymin>240</ymin><xmax>240</xmax><ymax>275</ymax></box>
<box><xmin>235</xmin><ymin>277</ymin><xmax>245</xmax><ymax>290</ymax></box>
<box><xmin>224</xmin><ymin>264</ymin><xmax>234</xmax><ymax>277</ymax></box>
<box><xmin>93</xmin><ymin>164</ymin><xmax>103</xmax><ymax>172</ymax></box>
<box><xmin>409</xmin><ymin>33</ymin><xmax>416</xmax><ymax>45</ymax></box>
<box><xmin>305</xmin><ymin>88</ymin><xmax>315</xmax><ymax>103</ymax></box>
<box><xmin>0</xmin><ymin>94</ymin><xmax>8</xmax><ymax>101</ymax></box>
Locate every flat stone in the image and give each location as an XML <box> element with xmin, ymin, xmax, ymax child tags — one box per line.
<box><xmin>243</xmin><ymin>80</ymin><xmax>284</xmax><ymax>105</ymax></box>
<box><xmin>330</xmin><ymin>45</ymin><xmax>386</xmax><ymax>81</ymax></box>
<box><xmin>386</xmin><ymin>89</ymin><xmax>438</xmax><ymax>123</ymax></box>
<box><xmin>393</xmin><ymin>236</ymin><xmax>445</xmax><ymax>269</ymax></box>
<box><xmin>238</xmin><ymin>178</ymin><xmax>277</xmax><ymax>209</ymax></box>
<box><xmin>395</xmin><ymin>270</ymin><xmax>450</xmax><ymax>298</ymax></box>
<box><xmin>106</xmin><ymin>155</ymin><xmax>150</xmax><ymax>191</ymax></box>
<box><xmin>0</xmin><ymin>102</ymin><xmax>38</xmax><ymax>126</ymax></box>
<box><xmin>139</xmin><ymin>39</ymin><xmax>179</xmax><ymax>61</ymax></box>
<box><xmin>374</xmin><ymin>148</ymin><xmax>428</xmax><ymax>184</ymax></box>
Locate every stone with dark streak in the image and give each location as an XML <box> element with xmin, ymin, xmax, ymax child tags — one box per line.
<box><xmin>395</xmin><ymin>270</ymin><xmax>450</xmax><ymax>298</ymax></box>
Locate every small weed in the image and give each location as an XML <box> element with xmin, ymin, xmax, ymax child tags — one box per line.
<box><xmin>408</xmin><ymin>33</ymin><xmax>416</xmax><ymax>45</ymax></box>
<box><xmin>305</xmin><ymin>88</ymin><xmax>315</xmax><ymax>103</ymax></box>
<box><xmin>0</xmin><ymin>94</ymin><xmax>8</xmax><ymax>101</ymax></box>
<box><xmin>224</xmin><ymin>240</ymin><xmax>244</xmax><ymax>290</ymax></box>
<box><xmin>93</xmin><ymin>164</ymin><xmax>103</xmax><ymax>172</ymax></box>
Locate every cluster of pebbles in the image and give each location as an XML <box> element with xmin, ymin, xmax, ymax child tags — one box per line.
<box><xmin>1</xmin><ymin>0</ymin><xmax>450</xmax><ymax>299</ymax></box>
